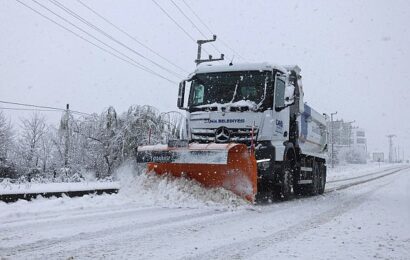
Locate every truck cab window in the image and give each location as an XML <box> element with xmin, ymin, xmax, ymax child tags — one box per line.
<box><xmin>188</xmin><ymin>71</ymin><xmax>272</xmax><ymax>111</ymax></box>
<box><xmin>275</xmin><ymin>78</ymin><xmax>285</xmax><ymax>109</ymax></box>
<box><xmin>240</xmin><ymin>85</ymin><xmax>257</xmax><ymax>100</ymax></box>
<box><xmin>192</xmin><ymin>84</ymin><xmax>204</xmax><ymax>105</ymax></box>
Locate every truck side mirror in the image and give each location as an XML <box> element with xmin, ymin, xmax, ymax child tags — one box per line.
<box><xmin>284</xmin><ymin>84</ymin><xmax>295</xmax><ymax>106</ymax></box>
<box><xmin>177</xmin><ymin>81</ymin><xmax>186</xmax><ymax>109</ymax></box>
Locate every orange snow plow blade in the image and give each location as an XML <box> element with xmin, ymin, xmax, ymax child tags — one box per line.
<box><xmin>136</xmin><ymin>143</ymin><xmax>257</xmax><ymax>202</ymax></box>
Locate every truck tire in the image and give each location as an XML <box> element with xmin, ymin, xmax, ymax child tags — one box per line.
<box><xmin>273</xmin><ymin>161</ymin><xmax>292</xmax><ymax>200</ymax></box>
<box><xmin>293</xmin><ymin>182</ymin><xmax>303</xmax><ymax>196</ymax></box>
<box><xmin>306</xmin><ymin>160</ymin><xmax>319</xmax><ymax>196</ymax></box>
<box><xmin>293</xmin><ymin>167</ymin><xmax>304</xmax><ymax>196</ymax></box>
<box><xmin>256</xmin><ymin>181</ymin><xmax>273</xmax><ymax>203</ymax></box>
<box><xmin>318</xmin><ymin>163</ymin><xmax>326</xmax><ymax>195</ymax></box>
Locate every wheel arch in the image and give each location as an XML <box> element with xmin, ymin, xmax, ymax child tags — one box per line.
<box><xmin>283</xmin><ymin>142</ymin><xmax>296</xmax><ymax>163</ymax></box>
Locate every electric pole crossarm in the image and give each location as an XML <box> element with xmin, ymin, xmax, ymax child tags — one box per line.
<box><xmin>195</xmin><ymin>35</ymin><xmax>224</xmax><ymax>65</ymax></box>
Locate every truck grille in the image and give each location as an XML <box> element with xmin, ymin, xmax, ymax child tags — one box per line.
<box><xmin>191</xmin><ymin>128</ymin><xmax>258</xmax><ymax>144</ymax></box>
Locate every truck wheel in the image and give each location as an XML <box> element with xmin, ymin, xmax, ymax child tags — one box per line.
<box><xmin>256</xmin><ymin>181</ymin><xmax>273</xmax><ymax>203</ymax></box>
<box><xmin>293</xmin><ymin>175</ymin><xmax>304</xmax><ymax>196</ymax></box>
<box><xmin>308</xmin><ymin>161</ymin><xmax>319</xmax><ymax>196</ymax></box>
<box><xmin>292</xmin><ymin>165</ymin><xmax>302</xmax><ymax>196</ymax></box>
<box><xmin>318</xmin><ymin>163</ymin><xmax>326</xmax><ymax>194</ymax></box>
<box><xmin>274</xmin><ymin>161</ymin><xmax>292</xmax><ymax>200</ymax></box>
<box><xmin>293</xmin><ymin>183</ymin><xmax>303</xmax><ymax>196</ymax></box>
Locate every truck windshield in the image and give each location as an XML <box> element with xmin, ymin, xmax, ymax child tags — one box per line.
<box><xmin>188</xmin><ymin>71</ymin><xmax>272</xmax><ymax>111</ymax></box>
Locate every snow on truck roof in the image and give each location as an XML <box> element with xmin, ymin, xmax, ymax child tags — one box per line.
<box><xmin>193</xmin><ymin>62</ymin><xmax>301</xmax><ymax>75</ymax></box>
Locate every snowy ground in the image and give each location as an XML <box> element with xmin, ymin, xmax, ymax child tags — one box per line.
<box><xmin>0</xmin><ymin>163</ymin><xmax>409</xmax><ymax>259</ymax></box>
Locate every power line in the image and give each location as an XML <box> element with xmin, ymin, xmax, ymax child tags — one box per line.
<box><xmin>32</xmin><ymin>0</ymin><xmax>179</xmax><ymax>82</ymax></box>
<box><xmin>169</xmin><ymin>0</ymin><xmax>222</xmax><ymax>55</ymax></box>
<box><xmin>30</xmin><ymin>0</ymin><xmax>153</xmax><ymax>73</ymax></box>
<box><xmin>169</xmin><ymin>0</ymin><xmax>206</xmax><ymax>39</ymax></box>
<box><xmin>15</xmin><ymin>0</ymin><xmax>156</xmax><ymax>79</ymax></box>
<box><xmin>151</xmin><ymin>0</ymin><xmax>196</xmax><ymax>43</ymax></box>
<box><xmin>0</xmin><ymin>107</ymin><xmax>58</xmax><ymax>112</ymax></box>
<box><xmin>181</xmin><ymin>0</ymin><xmax>246</xmax><ymax>61</ymax></box>
<box><xmin>48</xmin><ymin>0</ymin><xmax>184</xmax><ymax>79</ymax></box>
<box><xmin>16</xmin><ymin>0</ymin><xmax>177</xmax><ymax>84</ymax></box>
<box><xmin>151</xmin><ymin>0</ymin><xmax>213</xmax><ymax>58</ymax></box>
<box><xmin>76</xmin><ymin>0</ymin><xmax>189</xmax><ymax>75</ymax></box>
<box><xmin>0</xmin><ymin>100</ymin><xmax>91</xmax><ymax>116</ymax></box>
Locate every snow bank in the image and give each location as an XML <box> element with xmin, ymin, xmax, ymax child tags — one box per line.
<box><xmin>1</xmin><ymin>162</ymin><xmax>400</xmax><ymax>218</ymax></box>
<box><xmin>0</xmin><ymin>162</ymin><xmax>249</xmax><ymax>219</ymax></box>
<box><xmin>115</xmin><ymin>163</ymin><xmax>249</xmax><ymax>209</ymax></box>
<box><xmin>327</xmin><ymin>162</ymin><xmax>398</xmax><ymax>181</ymax></box>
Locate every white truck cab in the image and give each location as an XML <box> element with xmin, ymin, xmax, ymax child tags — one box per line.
<box><xmin>177</xmin><ymin>62</ymin><xmax>327</xmax><ymax>199</ymax></box>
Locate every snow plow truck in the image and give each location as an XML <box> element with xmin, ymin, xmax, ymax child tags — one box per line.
<box><xmin>137</xmin><ymin>62</ymin><xmax>328</xmax><ymax>202</ymax></box>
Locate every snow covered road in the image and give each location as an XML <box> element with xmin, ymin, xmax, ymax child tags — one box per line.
<box><xmin>0</xmin><ymin>164</ymin><xmax>409</xmax><ymax>259</ymax></box>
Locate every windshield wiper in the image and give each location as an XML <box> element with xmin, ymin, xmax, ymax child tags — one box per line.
<box><xmin>225</xmin><ymin>81</ymin><xmax>239</xmax><ymax>111</ymax></box>
<box><xmin>256</xmin><ymin>76</ymin><xmax>269</xmax><ymax>110</ymax></box>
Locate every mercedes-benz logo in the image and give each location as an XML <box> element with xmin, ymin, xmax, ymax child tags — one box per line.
<box><xmin>215</xmin><ymin>127</ymin><xmax>230</xmax><ymax>143</ymax></box>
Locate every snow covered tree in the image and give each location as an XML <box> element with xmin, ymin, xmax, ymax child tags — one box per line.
<box><xmin>15</xmin><ymin>113</ymin><xmax>46</xmax><ymax>175</ymax></box>
<box><xmin>0</xmin><ymin>111</ymin><xmax>13</xmax><ymax>162</ymax></box>
<box><xmin>38</xmin><ymin>131</ymin><xmax>54</xmax><ymax>173</ymax></box>
<box><xmin>0</xmin><ymin>111</ymin><xmax>16</xmax><ymax>179</ymax></box>
<box><xmin>159</xmin><ymin>111</ymin><xmax>185</xmax><ymax>141</ymax></box>
<box><xmin>98</xmin><ymin>106</ymin><xmax>121</xmax><ymax>176</ymax></box>
<box><xmin>2</xmin><ymin>104</ymin><xmax>185</xmax><ymax>180</ymax></box>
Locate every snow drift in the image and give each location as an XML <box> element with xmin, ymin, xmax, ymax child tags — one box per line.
<box><xmin>115</xmin><ymin>162</ymin><xmax>249</xmax><ymax>208</ymax></box>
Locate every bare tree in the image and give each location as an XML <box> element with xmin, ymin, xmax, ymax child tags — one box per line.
<box><xmin>38</xmin><ymin>131</ymin><xmax>54</xmax><ymax>173</ymax></box>
<box><xmin>0</xmin><ymin>111</ymin><xmax>13</xmax><ymax>162</ymax></box>
<box><xmin>17</xmin><ymin>113</ymin><xmax>47</xmax><ymax>170</ymax></box>
<box><xmin>159</xmin><ymin>111</ymin><xmax>185</xmax><ymax>140</ymax></box>
<box><xmin>3</xmin><ymin>105</ymin><xmax>182</xmax><ymax>180</ymax></box>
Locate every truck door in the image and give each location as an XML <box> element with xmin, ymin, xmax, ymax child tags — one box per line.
<box><xmin>272</xmin><ymin>74</ymin><xmax>290</xmax><ymax>161</ymax></box>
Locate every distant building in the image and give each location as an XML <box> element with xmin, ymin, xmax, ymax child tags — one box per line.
<box><xmin>372</xmin><ymin>152</ymin><xmax>384</xmax><ymax>162</ymax></box>
<box><xmin>352</xmin><ymin>128</ymin><xmax>367</xmax><ymax>158</ymax></box>
<box><xmin>328</xmin><ymin>120</ymin><xmax>367</xmax><ymax>164</ymax></box>
<box><xmin>328</xmin><ymin>120</ymin><xmax>353</xmax><ymax>147</ymax></box>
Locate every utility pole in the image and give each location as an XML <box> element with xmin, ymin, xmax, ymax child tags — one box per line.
<box><xmin>330</xmin><ymin>111</ymin><xmax>337</xmax><ymax>168</ymax></box>
<box><xmin>195</xmin><ymin>35</ymin><xmax>224</xmax><ymax>66</ymax></box>
<box><xmin>394</xmin><ymin>147</ymin><xmax>397</xmax><ymax>163</ymax></box>
<box><xmin>386</xmin><ymin>134</ymin><xmax>396</xmax><ymax>163</ymax></box>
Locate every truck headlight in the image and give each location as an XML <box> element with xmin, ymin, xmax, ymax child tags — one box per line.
<box><xmin>257</xmin><ymin>158</ymin><xmax>271</xmax><ymax>170</ymax></box>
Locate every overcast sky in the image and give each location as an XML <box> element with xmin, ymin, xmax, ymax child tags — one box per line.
<box><xmin>1</xmin><ymin>0</ymin><xmax>409</xmax><ymax>158</ymax></box>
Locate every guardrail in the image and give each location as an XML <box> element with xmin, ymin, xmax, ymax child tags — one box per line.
<box><xmin>0</xmin><ymin>188</ymin><xmax>119</xmax><ymax>203</ymax></box>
